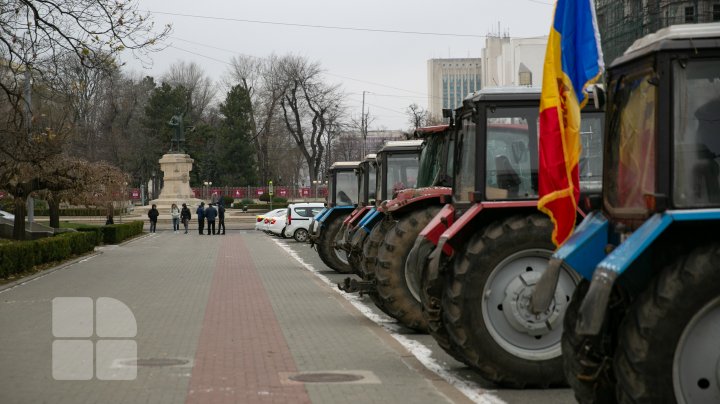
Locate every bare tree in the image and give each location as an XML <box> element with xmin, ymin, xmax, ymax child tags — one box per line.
<box><xmin>276</xmin><ymin>55</ymin><xmax>344</xmax><ymax>184</ymax></box>
<box><xmin>163</xmin><ymin>61</ymin><xmax>216</xmax><ymax>119</ymax></box>
<box><xmin>406</xmin><ymin>103</ymin><xmax>429</xmax><ymax>131</ymax></box>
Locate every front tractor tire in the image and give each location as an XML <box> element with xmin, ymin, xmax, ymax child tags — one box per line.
<box><xmin>614</xmin><ymin>242</ymin><xmax>720</xmax><ymax>404</ymax></box>
<box><xmin>317</xmin><ymin>215</ymin><xmax>352</xmax><ymax>273</ymax></box>
<box><xmin>375</xmin><ymin>206</ymin><xmax>440</xmax><ymax>332</ymax></box>
<box><xmin>443</xmin><ymin>214</ymin><xmax>576</xmax><ymax>388</ymax></box>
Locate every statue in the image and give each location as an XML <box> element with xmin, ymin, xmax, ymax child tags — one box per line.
<box><xmin>168</xmin><ymin>109</ymin><xmax>185</xmax><ymax>153</ymax></box>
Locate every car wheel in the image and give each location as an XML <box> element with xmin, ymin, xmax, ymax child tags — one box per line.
<box><xmin>294</xmin><ymin>228</ymin><xmax>309</xmax><ymax>243</ymax></box>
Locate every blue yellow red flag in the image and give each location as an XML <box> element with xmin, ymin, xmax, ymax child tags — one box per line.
<box><xmin>538</xmin><ymin>0</ymin><xmax>604</xmax><ymax>246</ymax></box>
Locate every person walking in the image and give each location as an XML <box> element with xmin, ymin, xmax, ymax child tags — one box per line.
<box><xmin>148</xmin><ymin>204</ymin><xmax>159</xmax><ymax>233</ymax></box>
<box><xmin>205</xmin><ymin>203</ymin><xmax>218</xmax><ymax>235</ymax></box>
<box><xmin>196</xmin><ymin>202</ymin><xmax>205</xmax><ymax>235</ymax></box>
<box><xmin>180</xmin><ymin>203</ymin><xmax>192</xmax><ymax>234</ymax></box>
<box><xmin>170</xmin><ymin>203</ymin><xmax>181</xmax><ymax>233</ymax></box>
<box><xmin>218</xmin><ymin>203</ymin><xmax>226</xmax><ymax>235</ymax></box>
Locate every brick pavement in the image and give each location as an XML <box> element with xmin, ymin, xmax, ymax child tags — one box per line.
<box><xmin>0</xmin><ymin>230</ymin><xmax>472</xmax><ymax>404</ymax></box>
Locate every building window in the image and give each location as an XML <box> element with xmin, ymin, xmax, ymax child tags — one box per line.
<box><xmin>685</xmin><ymin>6</ymin><xmax>695</xmax><ymax>23</ymax></box>
<box><xmin>519</xmin><ymin>71</ymin><xmax>532</xmax><ymax>86</ymax></box>
<box><xmin>714</xmin><ymin>4</ymin><xmax>720</xmax><ymax>21</ymax></box>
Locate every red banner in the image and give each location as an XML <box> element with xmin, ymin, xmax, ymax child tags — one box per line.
<box><xmin>231</xmin><ymin>188</ymin><xmax>245</xmax><ymax>198</ymax></box>
<box><xmin>130</xmin><ymin>188</ymin><xmax>141</xmax><ymax>200</ymax></box>
<box><xmin>192</xmin><ymin>188</ymin><xmax>202</xmax><ymax>198</ymax></box>
<box><xmin>301</xmin><ymin>187</ymin><xmax>311</xmax><ymax>197</ymax></box>
<box><xmin>256</xmin><ymin>188</ymin><xmax>266</xmax><ymax>196</ymax></box>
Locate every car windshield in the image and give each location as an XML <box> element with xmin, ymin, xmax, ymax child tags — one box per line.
<box><xmin>386</xmin><ymin>153</ymin><xmax>420</xmax><ymax>197</ymax></box>
<box><xmin>335</xmin><ymin>170</ymin><xmax>358</xmax><ymax>206</ymax></box>
<box><xmin>672</xmin><ymin>59</ymin><xmax>720</xmax><ymax>208</ymax></box>
<box><xmin>357</xmin><ymin>168</ymin><xmax>365</xmax><ymax>204</ymax></box>
<box><xmin>368</xmin><ymin>163</ymin><xmax>377</xmax><ymax>203</ymax></box>
<box><xmin>416</xmin><ymin>135</ymin><xmax>444</xmax><ymax>188</ymax></box>
<box><xmin>604</xmin><ymin>69</ymin><xmax>657</xmax><ymax>214</ymax></box>
<box><xmin>579</xmin><ymin>112</ymin><xmax>605</xmax><ymax>193</ymax></box>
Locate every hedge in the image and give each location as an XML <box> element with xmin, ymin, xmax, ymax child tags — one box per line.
<box><xmin>0</xmin><ymin>231</ymin><xmax>97</xmax><ymax>279</ymax></box>
<box><xmin>0</xmin><ymin>221</ymin><xmax>142</xmax><ymax>279</ymax></box>
<box><xmin>34</xmin><ymin>208</ymin><xmax>123</xmax><ymax>216</ymax></box>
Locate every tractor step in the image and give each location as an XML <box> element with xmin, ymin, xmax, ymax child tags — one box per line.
<box><xmin>338</xmin><ymin>277</ymin><xmax>376</xmax><ymax>294</ymax></box>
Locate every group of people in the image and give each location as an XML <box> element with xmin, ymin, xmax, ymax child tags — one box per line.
<box><xmin>146</xmin><ymin>202</ymin><xmax>225</xmax><ymax>235</ymax></box>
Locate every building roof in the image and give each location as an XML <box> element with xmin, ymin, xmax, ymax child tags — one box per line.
<box><xmin>378</xmin><ymin>140</ymin><xmax>424</xmax><ymax>154</ymax></box>
<box><xmin>330</xmin><ymin>161</ymin><xmax>361</xmax><ymax>171</ymax></box>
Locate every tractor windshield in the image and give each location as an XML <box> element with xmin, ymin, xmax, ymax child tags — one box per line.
<box><xmin>335</xmin><ymin>170</ymin><xmax>358</xmax><ymax>206</ymax></box>
<box><xmin>672</xmin><ymin>58</ymin><xmax>720</xmax><ymax>208</ymax></box>
<box><xmin>386</xmin><ymin>153</ymin><xmax>420</xmax><ymax>198</ymax></box>
<box><xmin>454</xmin><ymin>117</ymin><xmax>476</xmax><ymax>202</ymax></box>
<box><xmin>368</xmin><ymin>163</ymin><xmax>377</xmax><ymax>203</ymax></box>
<box><xmin>485</xmin><ymin>107</ymin><xmax>539</xmax><ymax>200</ymax></box>
<box><xmin>417</xmin><ymin>135</ymin><xmax>444</xmax><ymax>188</ymax></box>
<box><xmin>579</xmin><ymin>112</ymin><xmax>605</xmax><ymax>193</ymax></box>
<box><xmin>604</xmin><ymin>69</ymin><xmax>657</xmax><ymax>215</ymax></box>
<box><xmin>356</xmin><ymin>167</ymin><xmax>365</xmax><ymax>204</ymax></box>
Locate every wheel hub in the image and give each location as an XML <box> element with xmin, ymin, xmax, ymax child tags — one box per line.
<box><xmin>501</xmin><ymin>272</ymin><xmax>566</xmax><ymax>336</ymax></box>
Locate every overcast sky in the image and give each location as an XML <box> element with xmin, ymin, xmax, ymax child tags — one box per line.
<box><xmin>122</xmin><ymin>0</ymin><xmax>555</xmax><ymax>130</ymax></box>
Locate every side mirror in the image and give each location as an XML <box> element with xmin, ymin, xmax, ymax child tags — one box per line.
<box><xmin>592</xmin><ymin>84</ymin><xmax>606</xmax><ymax>109</ymax></box>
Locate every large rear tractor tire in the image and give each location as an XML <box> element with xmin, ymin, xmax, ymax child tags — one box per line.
<box><xmin>361</xmin><ymin>219</ymin><xmax>395</xmax><ymax>316</ymax></box>
<box><xmin>443</xmin><ymin>214</ymin><xmax>575</xmax><ymax>388</ymax></box>
<box><xmin>317</xmin><ymin>215</ymin><xmax>352</xmax><ymax>273</ymax></box>
<box><xmin>614</xmin><ymin>242</ymin><xmax>720</xmax><ymax>404</ymax></box>
<box><xmin>347</xmin><ymin>227</ymin><xmax>364</xmax><ymax>275</ymax></box>
<box><xmin>375</xmin><ymin>206</ymin><xmax>440</xmax><ymax>332</ymax></box>
<box><xmin>562</xmin><ymin>281</ymin><xmax>618</xmax><ymax>404</ymax></box>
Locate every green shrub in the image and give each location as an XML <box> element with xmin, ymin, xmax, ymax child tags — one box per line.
<box><xmin>61</xmin><ymin>232</ymin><xmax>97</xmax><ymax>255</ymax></box>
<box><xmin>103</xmin><ymin>221</ymin><xmax>143</xmax><ymax>244</ymax></box>
<box><xmin>221</xmin><ymin>196</ymin><xmax>234</xmax><ymax>207</ymax></box>
<box><xmin>240</xmin><ymin>198</ymin><xmax>254</xmax><ymax>205</ymax></box>
<box><xmin>258</xmin><ymin>194</ymin><xmax>288</xmax><ymax>203</ymax></box>
<box><xmin>33</xmin><ymin>208</ymin><xmax>123</xmax><ymax>216</ymax></box>
<box><xmin>76</xmin><ymin>226</ymin><xmax>104</xmax><ymax>242</ymax></box>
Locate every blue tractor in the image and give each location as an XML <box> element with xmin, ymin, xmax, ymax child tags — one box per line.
<box><xmin>531</xmin><ymin>23</ymin><xmax>720</xmax><ymax>403</ymax></box>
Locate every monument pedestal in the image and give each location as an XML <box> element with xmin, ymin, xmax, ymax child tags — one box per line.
<box><xmin>148</xmin><ymin>153</ymin><xmax>204</xmax><ymax>212</ymax></box>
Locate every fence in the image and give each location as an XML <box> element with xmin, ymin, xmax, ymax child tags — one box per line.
<box><xmin>127</xmin><ymin>186</ymin><xmax>329</xmax><ymax>202</ymax></box>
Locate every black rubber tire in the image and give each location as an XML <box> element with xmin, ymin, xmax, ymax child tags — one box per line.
<box><xmin>416</xmin><ymin>238</ymin><xmax>470</xmax><ymax>365</ymax></box>
<box><xmin>361</xmin><ymin>219</ymin><xmax>395</xmax><ymax>315</ymax></box>
<box><xmin>562</xmin><ymin>281</ymin><xmax>617</xmax><ymax>404</ymax></box>
<box><xmin>442</xmin><ymin>214</ymin><xmax>568</xmax><ymax>388</ymax></box>
<box><xmin>375</xmin><ymin>206</ymin><xmax>440</xmax><ymax>332</ymax></box>
<box><xmin>293</xmin><ymin>228</ymin><xmax>309</xmax><ymax>243</ymax></box>
<box><xmin>317</xmin><ymin>214</ymin><xmax>352</xmax><ymax>273</ymax></box>
<box><xmin>347</xmin><ymin>227</ymin><xmax>363</xmax><ymax>275</ymax></box>
<box><xmin>614</xmin><ymin>242</ymin><xmax>720</xmax><ymax>404</ymax></box>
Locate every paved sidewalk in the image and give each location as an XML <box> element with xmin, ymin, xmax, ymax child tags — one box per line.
<box><xmin>0</xmin><ymin>230</ymin><xmax>470</xmax><ymax>404</ymax></box>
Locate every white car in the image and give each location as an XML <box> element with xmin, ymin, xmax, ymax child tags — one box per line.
<box><xmin>0</xmin><ymin>210</ymin><xmax>14</xmax><ymax>221</ymax></box>
<box><xmin>266</xmin><ymin>210</ymin><xmax>288</xmax><ymax>237</ymax></box>
<box><xmin>284</xmin><ymin>203</ymin><xmax>325</xmax><ymax>242</ymax></box>
<box><xmin>256</xmin><ymin>208</ymin><xmax>285</xmax><ymax>231</ymax></box>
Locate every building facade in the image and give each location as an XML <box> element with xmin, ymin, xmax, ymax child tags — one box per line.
<box><xmin>596</xmin><ymin>0</ymin><xmax>720</xmax><ymax>65</ymax></box>
<box><xmin>426</xmin><ymin>58</ymin><xmax>482</xmax><ymax>120</ymax></box>
<box><xmin>481</xmin><ymin>35</ymin><xmax>547</xmax><ymax>89</ymax></box>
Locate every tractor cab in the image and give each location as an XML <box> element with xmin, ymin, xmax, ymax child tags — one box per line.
<box><xmin>532</xmin><ymin>23</ymin><xmax>720</xmax><ymax>403</ymax></box>
<box><xmin>336</xmin><ymin>154</ymin><xmax>377</xmax><ymax>252</ymax></box>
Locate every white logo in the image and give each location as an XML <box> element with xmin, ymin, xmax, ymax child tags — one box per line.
<box><xmin>52</xmin><ymin>297</ymin><xmax>137</xmax><ymax>380</ymax></box>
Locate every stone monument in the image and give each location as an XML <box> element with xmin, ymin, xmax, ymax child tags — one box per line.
<box><xmin>147</xmin><ymin>111</ymin><xmax>204</xmax><ymax>211</ymax></box>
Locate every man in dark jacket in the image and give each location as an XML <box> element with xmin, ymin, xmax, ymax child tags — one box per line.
<box><xmin>148</xmin><ymin>204</ymin><xmax>159</xmax><ymax>233</ymax></box>
<box><xmin>196</xmin><ymin>202</ymin><xmax>205</xmax><ymax>235</ymax></box>
<box><xmin>217</xmin><ymin>203</ymin><xmax>226</xmax><ymax>235</ymax></box>
<box><xmin>205</xmin><ymin>203</ymin><xmax>218</xmax><ymax>235</ymax></box>
<box><xmin>180</xmin><ymin>203</ymin><xmax>192</xmax><ymax>234</ymax></box>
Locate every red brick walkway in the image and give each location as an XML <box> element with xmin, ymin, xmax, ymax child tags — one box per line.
<box><xmin>186</xmin><ymin>235</ymin><xmax>310</xmax><ymax>404</ymax></box>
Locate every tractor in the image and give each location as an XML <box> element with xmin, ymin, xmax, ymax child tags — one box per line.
<box><xmin>312</xmin><ymin>161</ymin><xmax>361</xmax><ymax>273</ymax></box>
<box><xmin>531</xmin><ymin>23</ymin><xmax>720</xmax><ymax>403</ymax></box>
<box><xmin>411</xmin><ymin>86</ymin><xmax>604</xmax><ymax>387</ymax></box>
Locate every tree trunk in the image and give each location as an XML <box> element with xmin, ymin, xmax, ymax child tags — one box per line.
<box><xmin>13</xmin><ymin>196</ymin><xmax>27</xmax><ymax>240</ymax></box>
<box><xmin>49</xmin><ymin>198</ymin><xmax>61</xmax><ymax>229</ymax></box>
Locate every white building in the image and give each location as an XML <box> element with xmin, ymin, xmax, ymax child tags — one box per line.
<box><xmin>481</xmin><ymin>35</ymin><xmax>547</xmax><ymax>89</ymax></box>
<box><xmin>426</xmin><ymin>58</ymin><xmax>482</xmax><ymax>120</ymax></box>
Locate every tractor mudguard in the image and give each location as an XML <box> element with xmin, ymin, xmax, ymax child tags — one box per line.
<box><xmin>384</xmin><ymin>187</ymin><xmax>452</xmax><ymax>214</ymax></box>
<box><xmin>347</xmin><ymin>206</ymin><xmax>373</xmax><ymax>228</ymax></box>
<box><xmin>359</xmin><ymin>210</ymin><xmax>384</xmax><ymax>234</ymax></box>
<box><xmin>418</xmin><ymin>204</ymin><xmax>456</xmax><ymax>250</ymax></box>
<box><xmin>577</xmin><ymin>210</ymin><xmax>720</xmax><ymax>336</ymax></box>
<box><xmin>531</xmin><ymin>211</ymin><xmax>610</xmax><ymax>314</ymax></box>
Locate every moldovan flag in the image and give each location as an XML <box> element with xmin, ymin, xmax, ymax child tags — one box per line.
<box><xmin>538</xmin><ymin>0</ymin><xmax>604</xmax><ymax>246</ymax></box>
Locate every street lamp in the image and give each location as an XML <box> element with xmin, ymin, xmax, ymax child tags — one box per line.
<box><xmin>312</xmin><ymin>180</ymin><xmax>319</xmax><ymax>200</ymax></box>
<box><xmin>203</xmin><ymin>181</ymin><xmax>212</xmax><ymax>201</ymax></box>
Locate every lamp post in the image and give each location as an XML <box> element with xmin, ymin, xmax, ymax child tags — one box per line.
<box><xmin>203</xmin><ymin>181</ymin><xmax>212</xmax><ymax>201</ymax></box>
<box><xmin>312</xmin><ymin>180</ymin><xmax>319</xmax><ymax>201</ymax></box>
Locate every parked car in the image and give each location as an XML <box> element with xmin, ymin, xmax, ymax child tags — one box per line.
<box><xmin>0</xmin><ymin>210</ymin><xmax>14</xmax><ymax>221</ymax></box>
<box><xmin>256</xmin><ymin>208</ymin><xmax>285</xmax><ymax>232</ymax></box>
<box><xmin>266</xmin><ymin>210</ymin><xmax>289</xmax><ymax>237</ymax></box>
<box><xmin>284</xmin><ymin>203</ymin><xmax>325</xmax><ymax>242</ymax></box>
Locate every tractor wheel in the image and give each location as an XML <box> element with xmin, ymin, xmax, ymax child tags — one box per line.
<box><xmin>614</xmin><ymin>242</ymin><xmax>720</xmax><ymax>404</ymax></box>
<box><xmin>361</xmin><ymin>219</ymin><xmax>395</xmax><ymax>316</ymax></box>
<box><xmin>293</xmin><ymin>228</ymin><xmax>309</xmax><ymax>243</ymax></box>
<box><xmin>317</xmin><ymin>215</ymin><xmax>351</xmax><ymax>273</ymax></box>
<box><xmin>375</xmin><ymin>206</ymin><xmax>440</xmax><ymax>331</ymax></box>
<box><xmin>347</xmin><ymin>228</ymin><xmax>363</xmax><ymax>275</ymax></box>
<box><xmin>562</xmin><ymin>281</ymin><xmax>618</xmax><ymax>404</ymax></box>
<box><xmin>412</xmin><ymin>237</ymin><xmax>470</xmax><ymax>365</ymax></box>
<box><xmin>443</xmin><ymin>214</ymin><xmax>575</xmax><ymax>388</ymax></box>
